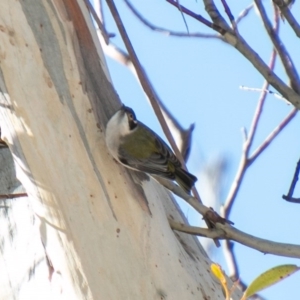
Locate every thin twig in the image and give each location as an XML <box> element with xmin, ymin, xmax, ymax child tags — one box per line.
<box><xmin>155</xmin><ymin>174</ymin><xmax>232</xmax><ymax>251</ymax></box>
<box><xmin>223</xmin><ymin>88</ymin><xmax>298</xmax><ymax>213</ymax></box>
<box><xmin>240</xmin><ymin>86</ymin><xmax>288</xmax><ymax>102</ymax></box>
<box><xmin>223</xmin><ymin>240</ymin><xmax>239</xmax><ymax>280</ymax></box>
<box><xmin>282</xmin><ymin>158</ymin><xmax>300</xmax><ymax>202</ymax></box>
<box><xmin>175</xmin><ymin>0</ymin><xmax>190</xmax><ymax>34</ymax></box>
<box><xmin>0</xmin><ymin>193</ymin><xmax>28</xmax><ymax>200</ymax></box>
<box><xmin>123</xmin><ymin>0</ymin><xmax>219</xmax><ymax>39</ymax></box>
<box><xmin>220</xmin><ymin>0</ymin><xmax>237</xmax><ymax>30</ymax></box>
<box><xmin>166</xmin><ymin>0</ymin><xmax>227</xmax><ymax>34</ymax></box>
<box><xmin>155</xmin><ymin>98</ymin><xmax>195</xmax><ymax>162</ymax></box>
<box><xmin>236</xmin><ymin>4</ymin><xmax>254</xmax><ymax>25</ymax></box>
<box><xmin>235</xmin><ymin>37</ymin><xmax>300</xmax><ymax>109</ymax></box>
<box><xmin>249</xmin><ymin>107</ymin><xmax>298</xmax><ymax>163</ymax></box>
<box><xmin>83</xmin><ymin>0</ymin><xmax>112</xmax><ymax>43</ymax></box>
<box><xmin>94</xmin><ymin>0</ymin><xmax>105</xmax><ymax>24</ymax></box>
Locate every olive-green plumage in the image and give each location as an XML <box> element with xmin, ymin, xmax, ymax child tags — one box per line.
<box><xmin>106</xmin><ymin>105</ymin><xmax>197</xmax><ymax>194</ymax></box>
<box><xmin>121</xmin><ymin>125</ymin><xmax>158</xmax><ymax>159</ymax></box>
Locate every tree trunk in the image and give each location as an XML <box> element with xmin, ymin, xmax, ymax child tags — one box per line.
<box><xmin>0</xmin><ymin>1</ymin><xmax>240</xmax><ymax>299</ymax></box>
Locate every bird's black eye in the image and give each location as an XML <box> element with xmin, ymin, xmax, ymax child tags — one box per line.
<box><xmin>127</xmin><ymin>113</ymin><xmax>137</xmax><ymax>130</ymax></box>
<box><xmin>124</xmin><ymin>107</ymin><xmax>137</xmax><ymax>129</ymax></box>
<box><xmin>127</xmin><ymin>112</ymin><xmax>136</xmax><ymax>123</ymax></box>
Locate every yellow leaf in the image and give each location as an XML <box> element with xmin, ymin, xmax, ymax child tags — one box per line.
<box><xmin>211</xmin><ymin>263</ymin><xmax>226</xmax><ymax>284</ymax></box>
<box><xmin>211</xmin><ymin>263</ymin><xmax>230</xmax><ymax>299</ymax></box>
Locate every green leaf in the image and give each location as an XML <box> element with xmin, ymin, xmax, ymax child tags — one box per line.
<box><xmin>243</xmin><ymin>264</ymin><xmax>299</xmax><ymax>299</ymax></box>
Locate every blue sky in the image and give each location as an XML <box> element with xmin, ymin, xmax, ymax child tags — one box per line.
<box><xmin>99</xmin><ymin>1</ymin><xmax>300</xmax><ymax>298</ymax></box>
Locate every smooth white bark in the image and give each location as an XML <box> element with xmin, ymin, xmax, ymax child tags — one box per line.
<box><xmin>0</xmin><ymin>1</ymin><xmax>240</xmax><ymax>299</ymax></box>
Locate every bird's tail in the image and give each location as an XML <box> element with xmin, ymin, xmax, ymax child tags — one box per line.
<box><xmin>175</xmin><ymin>168</ymin><xmax>197</xmax><ymax>194</ymax></box>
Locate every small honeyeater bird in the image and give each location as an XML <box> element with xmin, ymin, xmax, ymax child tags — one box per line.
<box><xmin>105</xmin><ymin>105</ymin><xmax>197</xmax><ymax>193</ymax></box>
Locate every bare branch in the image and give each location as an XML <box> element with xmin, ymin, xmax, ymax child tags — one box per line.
<box><xmin>169</xmin><ymin>219</ymin><xmax>224</xmax><ymax>239</ymax></box>
<box><xmin>156</xmin><ymin>99</ymin><xmax>195</xmax><ymax>162</ymax></box>
<box><xmin>166</xmin><ymin>177</ymin><xmax>300</xmax><ymax>259</ymax></box>
<box><xmin>280</xmin><ymin>11</ymin><xmax>300</xmax><ymax>38</ymax></box>
<box><xmin>254</xmin><ymin>0</ymin><xmax>300</xmax><ymax>93</ymax></box>
<box><xmin>167</xmin><ymin>0</ymin><xmax>300</xmax><ymax>107</ymax></box>
<box><xmin>167</xmin><ymin>182</ymin><xmax>300</xmax><ymax>260</ymax></box>
<box><xmin>171</xmin><ymin>220</ymin><xmax>300</xmax><ymax>259</ymax></box>
<box><xmin>97</xmin><ymin>31</ymin><xmax>132</xmax><ymax>67</ymax></box>
<box><xmin>230</xmin><ymin>29</ymin><xmax>300</xmax><ymax>108</ymax></box>
<box><xmin>223</xmin><ymin>48</ymin><xmax>278</xmax><ymax>216</ymax></box>
<box><xmin>203</xmin><ymin>0</ymin><xmax>231</xmax><ymax>30</ymax></box>
<box><xmin>158</xmin><ymin>174</ymin><xmax>224</xmax><ymax>246</ymax></box>
<box><xmin>223</xmin><ymin>106</ymin><xmax>298</xmax><ymax>215</ymax></box>
<box><xmin>218</xmin><ymin>222</ymin><xmax>300</xmax><ymax>258</ymax></box>
<box><xmin>222</xmin><ymin>66</ymin><xmax>297</xmax><ymax>290</ymax></box>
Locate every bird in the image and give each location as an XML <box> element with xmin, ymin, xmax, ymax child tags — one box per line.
<box><xmin>105</xmin><ymin>105</ymin><xmax>197</xmax><ymax>194</ymax></box>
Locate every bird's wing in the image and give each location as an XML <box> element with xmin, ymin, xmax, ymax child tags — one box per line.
<box><xmin>118</xmin><ymin>126</ymin><xmax>181</xmax><ymax>179</ymax></box>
